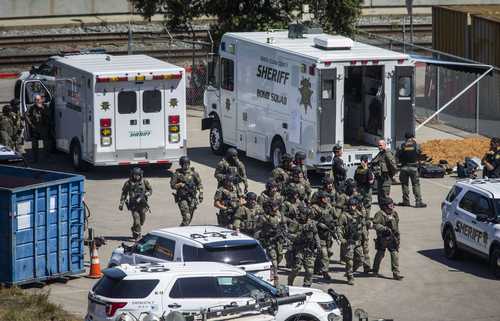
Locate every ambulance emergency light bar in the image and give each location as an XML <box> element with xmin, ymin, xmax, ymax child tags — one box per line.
<box><xmin>96</xmin><ymin>72</ymin><xmax>182</xmax><ymax>83</ymax></box>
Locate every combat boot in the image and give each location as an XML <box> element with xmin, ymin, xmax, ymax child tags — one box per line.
<box><xmin>347</xmin><ymin>277</ymin><xmax>354</xmax><ymax>285</ymax></box>
<box><xmin>415</xmin><ymin>202</ymin><xmax>427</xmax><ymax>208</ymax></box>
<box><xmin>323</xmin><ymin>272</ymin><xmax>332</xmax><ymax>281</ymax></box>
<box><xmin>393</xmin><ymin>273</ymin><xmax>404</xmax><ymax>280</ymax></box>
<box><xmin>363</xmin><ymin>266</ymin><xmax>372</xmax><ymax>274</ymax></box>
<box><xmin>397</xmin><ymin>201</ymin><xmax>411</xmax><ymax>207</ymax></box>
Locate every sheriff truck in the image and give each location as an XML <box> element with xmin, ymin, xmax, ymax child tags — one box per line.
<box><xmin>202</xmin><ymin>27</ymin><xmax>415</xmax><ymax>172</ymax></box>
<box><xmin>15</xmin><ymin>53</ymin><xmax>186</xmax><ymax>170</ymax></box>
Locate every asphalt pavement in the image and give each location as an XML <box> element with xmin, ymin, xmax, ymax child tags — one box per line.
<box><xmin>20</xmin><ymin>110</ymin><xmax>500</xmax><ymax>321</ymax></box>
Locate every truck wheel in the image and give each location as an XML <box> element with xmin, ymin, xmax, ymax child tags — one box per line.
<box><xmin>70</xmin><ymin>142</ymin><xmax>87</xmax><ymax>172</ymax></box>
<box><xmin>270</xmin><ymin>139</ymin><xmax>285</xmax><ymax>168</ymax></box>
<box><xmin>490</xmin><ymin>247</ymin><xmax>500</xmax><ymax>279</ymax></box>
<box><xmin>210</xmin><ymin>120</ymin><xmax>225</xmax><ymax>155</ymax></box>
<box><xmin>443</xmin><ymin>228</ymin><xmax>460</xmax><ymax>260</ymax></box>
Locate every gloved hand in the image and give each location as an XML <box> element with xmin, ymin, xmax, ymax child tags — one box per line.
<box><xmin>119</xmin><ymin>204</ymin><xmax>123</xmax><ymax>211</ymax></box>
<box><xmin>198</xmin><ymin>192</ymin><xmax>204</xmax><ymax>203</ymax></box>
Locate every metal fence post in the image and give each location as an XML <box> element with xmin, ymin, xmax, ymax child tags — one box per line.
<box><xmin>436</xmin><ymin>66</ymin><xmax>440</xmax><ymax>121</ymax></box>
<box><xmin>476</xmin><ymin>81</ymin><xmax>480</xmax><ymax>135</ymax></box>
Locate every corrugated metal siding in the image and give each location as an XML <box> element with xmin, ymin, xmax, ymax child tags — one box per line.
<box><xmin>472</xmin><ymin>15</ymin><xmax>500</xmax><ymax>67</ymax></box>
<box><xmin>433</xmin><ymin>6</ymin><xmax>469</xmax><ymax>58</ymax></box>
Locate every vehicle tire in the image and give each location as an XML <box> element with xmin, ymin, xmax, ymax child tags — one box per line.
<box><xmin>70</xmin><ymin>142</ymin><xmax>88</xmax><ymax>172</ymax></box>
<box><xmin>490</xmin><ymin>247</ymin><xmax>500</xmax><ymax>279</ymax></box>
<box><xmin>443</xmin><ymin>228</ymin><xmax>460</xmax><ymax>260</ymax></box>
<box><xmin>270</xmin><ymin>138</ymin><xmax>286</xmax><ymax>168</ymax></box>
<box><xmin>209</xmin><ymin>119</ymin><xmax>225</xmax><ymax>155</ymax></box>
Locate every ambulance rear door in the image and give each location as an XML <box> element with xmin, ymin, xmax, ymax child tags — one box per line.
<box><xmin>139</xmin><ymin>83</ymin><xmax>165</xmax><ymax>149</ymax></box>
<box><xmin>115</xmin><ymin>87</ymin><xmax>141</xmax><ymax>150</ymax></box>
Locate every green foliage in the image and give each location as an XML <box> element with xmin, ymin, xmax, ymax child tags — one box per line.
<box><xmin>311</xmin><ymin>0</ymin><xmax>362</xmax><ymax>36</ymax></box>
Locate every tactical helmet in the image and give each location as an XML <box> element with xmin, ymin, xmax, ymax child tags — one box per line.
<box><xmin>2</xmin><ymin>104</ymin><xmax>11</xmax><ymax>114</ymax></box>
<box><xmin>379</xmin><ymin>197</ymin><xmax>394</xmax><ymax>207</ymax></box>
<box><xmin>225</xmin><ymin>148</ymin><xmax>238</xmax><ymax>159</ymax></box>
<box><xmin>322</xmin><ymin>176</ymin><xmax>335</xmax><ymax>186</ymax></box>
<box><xmin>130</xmin><ymin>167</ymin><xmax>143</xmax><ymax>180</ymax></box>
<box><xmin>291</xmin><ymin>166</ymin><xmax>302</xmax><ymax>176</ymax></box>
<box><xmin>265</xmin><ymin>179</ymin><xmax>278</xmax><ymax>190</ymax></box>
<box><xmin>281</xmin><ymin>153</ymin><xmax>293</xmax><ymax>163</ymax></box>
<box><xmin>9</xmin><ymin>98</ymin><xmax>19</xmax><ymax>107</ymax></box>
<box><xmin>360</xmin><ymin>155</ymin><xmax>369</xmax><ymax>162</ymax></box>
<box><xmin>295</xmin><ymin>151</ymin><xmax>306</xmax><ymax>161</ymax></box>
<box><xmin>246</xmin><ymin>192</ymin><xmax>257</xmax><ymax>201</ymax></box>
<box><xmin>179</xmin><ymin>156</ymin><xmax>190</xmax><ymax>167</ymax></box>
<box><xmin>347</xmin><ymin>196</ymin><xmax>359</xmax><ymax>207</ymax></box>
<box><xmin>287</xmin><ymin>186</ymin><xmax>300</xmax><ymax>198</ymax></box>
<box><xmin>404</xmin><ymin>132</ymin><xmax>415</xmax><ymax>140</ymax></box>
<box><xmin>345</xmin><ymin>178</ymin><xmax>357</xmax><ymax>195</ymax></box>
<box><xmin>298</xmin><ymin>204</ymin><xmax>312</xmax><ymax>218</ymax></box>
<box><xmin>316</xmin><ymin>190</ymin><xmax>329</xmax><ymax>201</ymax></box>
<box><xmin>332</xmin><ymin>144</ymin><xmax>342</xmax><ymax>153</ymax></box>
<box><xmin>270</xmin><ymin>199</ymin><xmax>281</xmax><ymax>209</ymax></box>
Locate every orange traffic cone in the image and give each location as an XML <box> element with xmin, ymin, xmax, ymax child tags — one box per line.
<box><xmin>87</xmin><ymin>243</ymin><xmax>103</xmax><ymax>279</ymax></box>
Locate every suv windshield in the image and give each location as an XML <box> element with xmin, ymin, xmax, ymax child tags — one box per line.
<box><xmin>183</xmin><ymin>243</ymin><xmax>268</xmax><ymax>265</ymax></box>
<box><xmin>93</xmin><ymin>276</ymin><xmax>159</xmax><ymax>299</ymax></box>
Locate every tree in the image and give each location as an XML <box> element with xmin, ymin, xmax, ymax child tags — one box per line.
<box><xmin>309</xmin><ymin>0</ymin><xmax>362</xmax><ymax>37</ymax></box>
<box><xmin>133</xmin><ymin>0</ymin><xmax>206</xmax><ymax>31</ymax></box>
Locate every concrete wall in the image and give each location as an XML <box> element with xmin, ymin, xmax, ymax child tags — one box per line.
<box><xmin>362</xmin><ymin>0</ymin><xmax>500</xmax><ymax>6</ymax></box>
<box><xmin>0</xmin><ymin>0</ymin><xmax>132</xmax><ymax>18</ymax></box>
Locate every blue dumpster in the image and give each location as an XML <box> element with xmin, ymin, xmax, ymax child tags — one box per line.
<box><xmin>0</xmin><ymin>165</ymin><xmax>85</xmax><ymax>286</ymax></box>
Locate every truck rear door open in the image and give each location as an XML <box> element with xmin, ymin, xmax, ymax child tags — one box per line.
<box><xmin>393</xmin><ymin>66</ymin><xmax>415</xmax><ymax>145</ymax></box>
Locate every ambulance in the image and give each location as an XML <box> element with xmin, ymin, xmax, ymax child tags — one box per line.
<box><xmin>15</xmin><ymin>53</ymin><xmax>186</xmax><ymax>170</ymax></box>
<box><xmin>202</xmin><ymin>27</ymin><xmax>415</xmax><ymax>172</ymax></box>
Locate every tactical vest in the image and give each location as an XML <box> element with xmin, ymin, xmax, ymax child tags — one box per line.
<box><xmin>399</xmin><ymin>141</ymin><xmax>418</xmax><ymax>165</ymax></box>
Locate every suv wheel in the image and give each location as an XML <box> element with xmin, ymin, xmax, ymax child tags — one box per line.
<box><xmin>444</xmin><ymin>228</ymin><xmax>460</xmax><ymax>259</ymax></box>
<box><xmin>490</xmin><ymin>247</ymin><xmax>500</xmax><ymax>279</ymax></box>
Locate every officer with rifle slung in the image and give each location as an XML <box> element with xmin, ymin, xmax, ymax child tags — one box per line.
<box><xmin>170</xmin><ymin>156</ymin><xmax>203</xmax><ymax>226</ymax></box>
<box><xmin>214</xmin><ymin>175</ymin><xmax>244</xmax><ymax>228</ymax></box>
<box><xmin>293</xmin><ymin>151</ymin><xmax>308</xmax><ymax>181</ymax></box>
<box><xmin>370</xmin><ymin>140</ymin><xmax>398</xmax><ymax>204</ymax></box>
<box><xmin>215</xmin><ymin>148</ymin><xmax>248</xmax><ymax>194</ymax></box>
<box><xmin>271</xmin><ymin>153</ymin><xmax>293</xmax><ymax>192</ymax></box>
<box><xmin>119</xmin><ymin>167</ymin><xmax>152</xmax><ymax>240</ymax></box>
<box><xmin>354</xmin><ymin>155</ymin><xmax>375</xmax><ymax>214</ymax></box>
<box><xmin>232</xmin><ymin>192</ymin><xmax>263</xmax><ymax>236</ymax></box>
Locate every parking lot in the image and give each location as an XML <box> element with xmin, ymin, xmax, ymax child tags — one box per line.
<box><xmin>12</xmin><ymin>109</ymin><xmax>495</xmax><ymax>321</ymax></box>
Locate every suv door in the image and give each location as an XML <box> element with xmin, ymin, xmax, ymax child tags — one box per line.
<box><xmin>165</xmin><ymin>277</ymin><xmax>223</xmax><ymax>313</ymax></box>
<box><xmin>456</xmin><ymin>191</ymin><xmax>491</xmax><ymax>253</ymax></box>
<box><xmin>132</xmin><ymin>234</ymin><xmax>163</xmax><ymax>264</ymax></box>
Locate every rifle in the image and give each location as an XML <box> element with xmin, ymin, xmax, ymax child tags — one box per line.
<box><xmin>317</xmin><ymin>222</ymin><xmax>342</xmax><ymax>244</ymax></box>
<box><xmin>127</xmin><ymin>185</ymin><xmax>151</xmax><ymax>213</ymax></box>
<box><xmin>270</xmin><ymin>223</ymin><xmax>292</xmax><ymax>247</ymax></box>
<box><xmin>174</xmin><ymin>174</ymin><xmax>198</xmax><ymax>201</ymax></box>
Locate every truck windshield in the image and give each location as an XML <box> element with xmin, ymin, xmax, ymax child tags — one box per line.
<box><xmin>183</xmin><ymin>243</ymin><xmax>268</xmax><ymax>265</ymax></box>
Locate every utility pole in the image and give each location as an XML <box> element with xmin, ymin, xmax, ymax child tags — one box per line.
<box><xmin>406</xmin><ymin>0</ymin><xmax>414</xmax><ymax>44</ymax></box>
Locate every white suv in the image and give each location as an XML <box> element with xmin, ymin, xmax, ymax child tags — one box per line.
<box><xmin>441</xmin><ymin>178</ymin><xmax>500</xmax><ymax>277</ymax></box>
<box><xmin>108</xmin><ymin>226</ymin><xmax>273</xmax><ymax>283</ymax></box>
<box><xmin>85</xmin><ymin>262</ymin><xmax>344</xmax><ymax>321</ymax></box>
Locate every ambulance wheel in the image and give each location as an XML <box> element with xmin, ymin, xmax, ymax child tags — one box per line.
<box><xmin>70</xmin><ymin>141</ymin><xmax>88</xmax><ymax>172</ymax></box>
<box><xmin>270</xmin><ymin>139</ymin><xmax>285</xmax><ymax>168</ymax></box>
<box><xmin>490</xmin><ymin>247</ymin><xmax>500</xmax><ymax>279</ymax></box>
<box><xmin>443</xmin><ymin>228</ymin><xmax>460</xmax><ymax>260</ymax></box>
<box><xmin>210</xmin><ymin>120</ymin><xmax>225</xmax><ymax>155</ymax></box>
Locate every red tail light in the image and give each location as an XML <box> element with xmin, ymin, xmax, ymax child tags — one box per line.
<box><xmin>100</xmin><ymin>118</ymin><xmax>112</xmax><ymax>128</ymax></box>
<box><xmin>105</xmin><ymin>302</ymin><xmax>127</xmax><ymax>317</ymax></box>
<box><xmin>169</xmin><ymin>115</ymin><xmax>180</xmax><ymax>124</ymax></box>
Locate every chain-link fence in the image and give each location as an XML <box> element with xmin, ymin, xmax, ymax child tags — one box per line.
<box><xmin>185</xmin><ymin>62</ymin><xmax>208</xmax><ymax>107</ymax></box>
<box><xmin>356</xmin><ymin>32</ymin><xmax>500</xmax><ymax>138</ymax></box>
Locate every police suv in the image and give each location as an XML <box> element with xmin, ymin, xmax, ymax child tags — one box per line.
<box><xmin>441</xmin><ymin>178</ymin><xmax>500</xmax><ymax>277</ymax></box>
<box><xmin>108</xmin><ymin>226</ymin><xmax>273</xmax><ymax>283</ymax></box>
<box><xmin>86</xmin><ymin>262</ymin><xmax>344</xmax><ymax>321</ymax></box>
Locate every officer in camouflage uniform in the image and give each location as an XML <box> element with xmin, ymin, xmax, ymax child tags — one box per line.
<box><xmin>281</xmin><ymin>186</ymin><xmax>304</xmax><ymax>267</ymax></box>
<box><xmin>372</xmin><ymin>197</ymin><xmax>404</xmax><ymax>280</ymax></box>
<box><xmin>286</xmin><ymin>166</ymin><xmax>312</xmax><ymax>203</ymax></box>
<box><xmin>311</xmin><ymin>176</ymin><xmax>336</xmax><ymax>205</ymax></box>
<box><xmin>331</xmin><ymin>145</ymin><xmax>347</xmax><ymax>191</ymax></box>
<box><xmin>271</xmin><ymin>153</ymin><xmax>293</xmax><ymax>191</ymax></box>
<box><xmin>338</xmin><ymin>197</ymin><xmax>371</xmax><ymax>285</ymax></box>
<box><xmin>371</xmin><ymin>140</ymin><xmax>397</xmax><ymax>204</ymax></box>
<box><xmin>482</xmin><ymin>137</ymin><xmax>500</xmax><ymax>178</ymax></box>
<box><xmin>214</xmin><ymin>175</ymin><xmax>244</xmax><ymax>228</ymax></box>
<box><xmin>396</xmin><ymin>133</ymin><xmax>427</xmax><ymax>208</ymax></box>
<box><xmin>215</xmin><ymin>148</ymin><xmax>248</xmax><ymax>194</ymax></box>
<box><xmin>255</xmin><ymin>199</ymin><xmax>287</xmax><ymax>285</ymax></box>
<box><xmin>293</xmin><ymin>151</ymin><xmax>308</xmax><ymax>181</ymax></box>
<box><xmin>8</xmin><ymin>99</ymin><xmax>25</xmax><ymax>153</ymax></box>
<box><xmin>354</xmin><ymin>155</ymin><xmax>375</xmax><ymax>214</ymax></box>
<box><xmin>170</xmin><ymin>156</ymin><xmax>203</xmax><ymax>226</ymax></box>
<box><xmin>119</xmin><ymin>167</ymin><xmax>153</xmax><ymax>240</ymax></box>
<box><xmin>26</xmin><ymin>95</ymin><xmax>52</xmax><ymax>162</ymax></box>
<box><xmin>336</xmin><ymin>178</ymin><xmax>359</xmax><ymax>263</ymax></box>
<box><xmin>257</xmin><ymin>179</ymin><xmax>283</xmax><ymax>207</ymax></box>
<box><xmin>288</xmin><ymin>205</ymin><xmax>322</xmax><ymax>287</ymax></box>
<box><xmin>0</xmin><ymin>104</ymin><xmax>14</xmax><ymax>148</ymax></box>
<box><xmin>312</xmin><ymin>191</ymin><xmax>340</xmax><ymax>281</ymax></box>
<box><xmin>233</xmin><ymin>192</ymin><xmax>263</xmax><ymax>236</ymax></box>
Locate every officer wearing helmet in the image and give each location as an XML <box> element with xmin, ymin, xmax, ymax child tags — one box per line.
<box><xmin>331</xmin><ymin>145</ymin><xmax>347</xmax><ymax>190</ymax></box>
<box><xmin>311</xmin><ymin>176</ymin><xmax>336</xmax><ymax>205</ymax></box>
<box><xmin>286</xmin><ymin>166</ymin><xmax>312</xmax><ymax>203</ymax></box>
<box><xmin>372</xmin><ymin>197</ymin><xmax>404</xmax><ymax>280</ymax></box>
<box><xmin>215</xmin><ymin>148</ymin><xmax>248</xmax><ymax>194</ymax></box>
<box><xmin>119</xmin><ymin>167</ymin><xmax>153</xmax><ymax>240</ymax></box>
<box><xmin>271</xmin><ymin>152</ymin><xmax>293</xmax><ymax>191</ymax></box>
<box><xmin>8</xmin><ymin>98</ymin><xmax>24</xmax><ymax>153</ymax></box>
<box><xmin>281</xmin><ymin>185</ymin><xmax>304</xmax><ymax>268</ymax></box>
<box><xmin>0</xmin><ymin>104</ymin><xmax>14</xmax><ymax>148</ymax></box>
<box><xmin>293</xmin><ymin>151</ymin><xmax>308</xmax><ymax>181</ymax></box>
<box><xmin>336</xmin><ymin>178</ymin><xmax>359</xmax><ymax>211</ymax></box>
<box><xmin>354</xmin><ymin>155</ymin><xmax>375</xmax><ymax>214</ymax></box>
<box><xmin>288</xmin><ymin>204</ymin><xmax>321</xmax><ymax>287</ymax></box>
<box><xmin>214</xmin><ymin>175</ymin><xmax>244</xmax><ymax>228</ymax></box>
<box><xmin>233</xmin><ymin>192</ymin><xmax>263</xmax><ymax>236</ymax></box>
<box><xmin>170</xmin><ymin>156</ymin><xmax>203</xmax><ymax>226</ymax></box>
<box><xmin>257</xmin><ymin>179</ymin><xmax>283</xmax><ymax>207</ymax></box>
<box><xmin>338</xmin><ymin>196</ymin><xmax>371</xmax><ymax>285</ymax></box>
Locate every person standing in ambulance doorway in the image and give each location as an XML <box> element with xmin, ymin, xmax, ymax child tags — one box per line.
<box><xmin>170</xmin><ymin>156</ymin><xmax>204</xmax><ymax>226</ymax></box>
<box><xmin>119</xmin><ymin>167</ymin><xmax>153</xmax><ymax>240</ymax></box>
<box><xmin>396</xmin><ymin>132</ymin><xmax>427</xmax><ymax>208</ymax></box>
<box><xmin>215</xmin><ymin>148</ymin><xmax>248</xmax><ymax>194</ymax></box>
<box><xmin>25</xmin><ymin>95</ymin><xmax>51</xmax><ymax>162</ymax></box>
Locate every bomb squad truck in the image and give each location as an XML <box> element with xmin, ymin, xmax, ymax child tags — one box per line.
<box><xmin>202</xmin><ymin>27</ymin><xmax>415</xmax><ymax>172</ymax></box>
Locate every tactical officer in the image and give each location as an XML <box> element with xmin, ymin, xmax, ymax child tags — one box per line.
<box><xmin>26</xmin><ymin>95</ymin><xmax>52</xmax><ymax>162</ymax></box>
<box><xmin>8</xmin><ymin>99</ymin><xmax>24</xmax><ymax>153</ymax></box>
<box><xmin>255</xmin><ymin>199</ymin><xmax>286</xmax><ymax>285</ymax></box>
<box><xmin>0</xmin><ymin>104</ymin><xmax>14</xmax><ymax>148</ymax></box>
<box><xmin>312</xmin><ymin>191</ymin><xmax>339</xmax><ymax>281</ymax></box>
<box><xmin>233</xmin><ymin>192</ymin><xmax>263</xmax><ymax>236</ymax></box>
<box><xmin>354</xmin><ymin>155</ymin><xmax>375</xmax><ymax>214</ymax></box>
<box><xmin>271</xmin><ymin>153</ymin><xmax>293</xmax><ymax>191</ymax></box>
<box><xmin>215</xmin><ymin>148</ymin><xmax>248</xmax><ymax>194</ymax></box>
<box><xmin>282</xmin><ymin>186</ymin><xmax>304</xmax><ymax>267</ymax></box>
<box><xmin>396</xmin><ymin>133</ymin><xmax>426</xmax><ymax>208</ymax></box>
<box><xmin>119</xmin><ymin>167</ymin><xmax>153</xmax><ymax>240</ymax></box>
<box><xmin>293</xmin><ymin>151</ymin><xmax>308</xmax><ymax>181</ymax></box>
<box><xmin>257</xmin><ymin>179</ymin><xmax>283</xmax><ymax>207</ymax></box>
<box><xmin>311</xmin><ymin>176</ymin><xmax>336</xmax><ymax>205</ymax></box>
<box><xmin>371</xmin><ymin>140</ymin><xmax>397</xmax><ymax>204</ymax></box>
<box><xmin>338</xmin><ymin>197</ymin><xmax>371</xmax><ymax>285</ymax></box>
<box><xmin>214</xmin><ymin>175</ymin><xmax>244</xmax><ymax>228</ymax></box>
<box><xmin>170</xmin><ymin>156</ymin><xmax>203</xmax><ymax>226</ymax></box>
<box><xmin>336</xmin><ymin>178</ymin><xmax>359</xmax><ymax>211</ymax></box>
<box><xmin>482</xmin><ymin>137</ymin><xmax>500</xmax><ymax>178</ymax></box>
<box><xmin>372</xmin><ymin>197</ymin><xmax>404</xmax><ymax>280</ymax></box>
<box><xmin>331</xmin><ymin>145</ymin><xmax>347</xmax><ymax>191</ymax></box>
<box><xmin>288</xmin><ymin>205</ymin><xmax>321</xmax><ymax>287</ymax></box>
<box><xmin>286</xmin><ymin>166</ymin><xmax>312</xmax><ymax>203</ymax></box>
